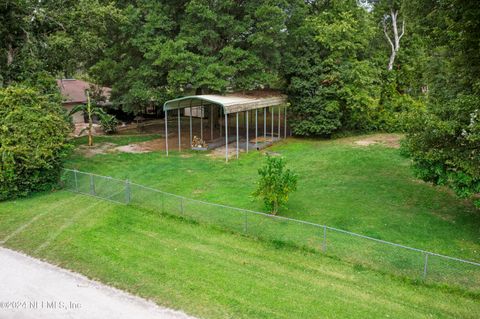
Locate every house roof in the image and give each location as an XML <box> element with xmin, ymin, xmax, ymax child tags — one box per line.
<box><xmin>163</xmin><ymin>91</ymin><xmax>287</xmax><ymax>114</ymax></box>
<box><xmin>57</xmin><ymin>79</ymin><xmax>111</xmax><ymax>104</ymax></box>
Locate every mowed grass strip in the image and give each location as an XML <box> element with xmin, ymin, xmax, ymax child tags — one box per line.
<box><xmin>0</xmin><ymin>192</ymin><xmax>81</xmax><ymax>241</ymax></box>
<box><xmin>66</xmin><ymin>134</ymin><xmax>480</xmax><ymax>261</ymax></box>
<box><xmin>1</xmin><ymin>191</ymin><xmax>478</xmax><ymax>319</ymax></box>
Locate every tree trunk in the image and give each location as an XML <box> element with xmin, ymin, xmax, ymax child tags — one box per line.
<box><xmin>383</xmin><ymin>9</ymin><xmax>405</xmax><ymax>71</ymax></box>
<box><xmin>88</xmin><ymin>130</ymin><xmax>93</xmax><ymax>147</ymax></box>
<box><xmin>272</xmin><ymin>200</ymin><xmax>278</xmax><ymax>215</ymax></box>
<box><xmin>87</xmin><ymin>92</ymin><xmax>93</xmax><ymax>147</ymax></box>
<box><xmin>388</xmin><ymin>49</ymin><xmax>396</xmax><ymax>71</ymax></box>
<box><xmin>7</xmin><ymin>43</ymin><xmax>15</xmax><ymax>66</ymax></box>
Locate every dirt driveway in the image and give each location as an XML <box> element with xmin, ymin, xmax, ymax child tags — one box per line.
<box><xmin>0</xmin><ymin>247</ymin><xmax>197</xmax><ymax>319</ymax></box>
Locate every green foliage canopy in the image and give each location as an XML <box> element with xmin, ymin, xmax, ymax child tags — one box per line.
<box><xmin>0</xmin><ymin>0</ymin><xmax>120</xmax><ymax>85</ymax></box>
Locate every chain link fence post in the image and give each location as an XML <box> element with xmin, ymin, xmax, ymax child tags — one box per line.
<box><xmin>423</xmin><ymin>253</ymin><xmax>429</xmax><ymax>280</ymax></box>
<box><xmin>73</xmin><ymin>169</ymin><xmax>78</xmax><ymax>192</ymax></box>
<box><xmin>125</xmin><ymin>179</ymin><xmax>131</xmax><ymax>204</ymax></box>
<box><xmin>161</xmin><ymin>192</ymin><xmax>165</xmax><ymax>213</ymax></box>
<box><xmin>244</xmin><ymin>211</ymin><xmax>248</xmax><ymax>233</ymax></box>
<box><xmin>322</xmin><ymin>225</ymin><xmax>327</xmax><ymax>252</ymax></box>
<box><xmin>180</xmin><ymin>197</ymin><xmax>184</xmax><ymax>216</ymax></box>
<box><xmin>89</xmin><ymin>174</ymin><xmax>95</xmax><ymax>195</ymax></box>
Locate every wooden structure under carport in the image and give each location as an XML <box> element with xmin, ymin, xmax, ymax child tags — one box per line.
<box><xmin>163</xmin><ymin>92</ymin><xmax>288</xmax><ymax>162</ymax></box>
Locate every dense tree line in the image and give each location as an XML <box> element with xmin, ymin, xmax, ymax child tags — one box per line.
<box><xmin>0</xmin><ymin>0</ymin><xmax>459</xmax><ymax>133</ymax></box>
<box><xmin>87</xmin><ymin>0</ymin><xmax>428</xmax><ymax>135</ymax></box>
<box><xmin>1</xmin><ymin>0</ymin><xmax>478</xmax><ymax>204</ymax></box>
<box><xmin>89</xmin><ymin>0</ymin><xmax>292</xmax><ymax>112</ymax></box>
<box><xmin>401</xmin><ymin>0</ymin><xmax>480</xmax><ymax>207</ymax></box>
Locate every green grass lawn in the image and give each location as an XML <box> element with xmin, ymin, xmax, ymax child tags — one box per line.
<box><xmin>1</xmin><ymin>191</ymin><xmax>479</xmax><ymax>319</ymax></box>
<box><xmin>66</xmin><ymin>134</ymin><xmax>480</xmax><ymax>262</ymax></box>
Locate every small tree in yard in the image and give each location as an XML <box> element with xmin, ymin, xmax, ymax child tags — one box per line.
<box><xmin>254</xmin><ymin>156</ymin><xmax>298</xmax><ymax>215</ymax></box>
<box><xmin>69</xmin><ymin>90</ymin><xmax>118</xmax><ymax>146</ymax></box>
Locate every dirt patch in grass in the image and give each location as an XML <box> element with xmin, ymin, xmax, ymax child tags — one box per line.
<box><xmin>352</xmin><ymin>134</ymin><xmax>402</xmax><ymax>149</ymax></box>
<box><xmin>76</xmin><ymin>143</ymin><xmax>117</xmax><ymax>157</ymax></box>
<box><xmin>76</xmin><ymin>138</ymin><xmax>172</xmax><ymax>156</ymax></box>
<box><xmin>208</xmin><ymin>142</ymin><xmax>245</xmax><ymax>159</ymax></box>
<box><xmin>115</xmin><ymin>144</ymin><xmax>150</xmax><ymax>154</ymax></box>
<box><xmin>114</xmin><ymin>138</ymin><xmax>168</xmax><ymax>153</ymax></box>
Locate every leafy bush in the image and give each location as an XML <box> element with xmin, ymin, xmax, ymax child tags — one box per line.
<box><xmin>372</xmin><ymin>94</ymin><xmax>426</xmax><ymax>132</ymax></box>
<box><xmin>99</xmin><ymin>110</ymin><xmax>119</xmax><ymax>135</ymax></box>
<box><xmin>254</xmin><ymin>156</ymin><xmax>298</xmax><ymax>215</ymax></box>
<box><xmin>0</xmin><ymin>86</ymin><xmax>72</xmax><ymax>200</ymax></box>
<box><xmin>402</xmin><ymin>95</ymin><xmax>480</xmax><ymax>207</ymax></box>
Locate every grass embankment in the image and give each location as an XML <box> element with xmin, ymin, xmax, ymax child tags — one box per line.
<box><xmin>67</xmin><ymin>134</ymin><xmax>480</xmax><ymax>262</ymax></box>
<box><xmin>1</xmin><ymin>191</ymin><xmax>479</xmax><ymax>319</ymax></box>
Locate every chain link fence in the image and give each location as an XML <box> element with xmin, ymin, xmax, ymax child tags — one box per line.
<box><xmin>62</xmin><ymin>168</ymin><xmax>480</xmax><ymax>292</ymax></box>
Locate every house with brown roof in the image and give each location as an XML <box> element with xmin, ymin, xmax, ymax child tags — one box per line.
<box><xmin>56</xmin><ymin>79</ymin><xmax>111</xmax><ymax>124</ymax></box>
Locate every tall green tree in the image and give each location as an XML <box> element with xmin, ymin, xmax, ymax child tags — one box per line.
<box><xmin>90</xmin><ymin>0</ymin><xmax>184</xmax><ymax>113</ymax></box>
<box><xmin>284</xmin><ymin>0</ymin><xmax>381</xmax><ymax>136</ymax></box>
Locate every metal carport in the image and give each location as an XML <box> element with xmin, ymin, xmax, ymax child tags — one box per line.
<box><xmin>163</xmin><ymin>93</ymin><xmax>288</xmax><ymax>162</ymax></box>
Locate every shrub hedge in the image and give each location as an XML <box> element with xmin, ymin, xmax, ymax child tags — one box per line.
<box><xmin>0</xmin><ymin>86</ymin><xmax>72</xmax><ymax>200</ymax></box>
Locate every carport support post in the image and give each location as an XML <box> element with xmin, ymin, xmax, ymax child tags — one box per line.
<box><xmin>210</xmin><ymin>105</ymin><xmax>213</xmax><ymax>140</ymax></box>
<box><xmin>278</xmin><ymin>105</ymin><xmax>281</xmax><ymax>139</ymax></box>
<box><xmin>246</xmin><ymin>110</ymin><xmax>249</xmax><ymax>153</ymax></box>
<box><xmin>165</xmin><ymin>110</ymin><xmax>169</xmax><ymax>156</ymax></box>
<box><xmin>236</xmin><ymin>113</ymin><xmax>239</xmax><ymax>159</ymax></box>
<box><xmin>271</xmin><ymin>106</ymin><xmax>274</xmax><ymax>142</ymax></box>
<box><xmin>200</xmin><ymin>102</ymin><xmax>204</xmax><ymax>141</ymax></box>
<box><xmin>263</xmin><ymin>108</ymin><xmax>266</xmax><ymax>141</ymax></box>
<box><xmin>177</xmin><ymin>109</ymin><xmax>181</xmax><ymax>151</ymax></box>
<box><xmin>225</xmin><ymin>113</ymin><xmax>228</xmax><ymax>162</ymax></box>
<box><xmin>220</xmin><ymin>109</ymin><xmax>223</xmax><ymax>137</ymax></box>
<box><xmin>255</xmin><ymin>109</ymin><xmax>258</xmax><ymax>148</ymax></box>
<box><xmin>189</xmin><ymin>105</ymin><xmax>193</xmax><ymax>146</ymax></box>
